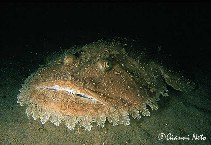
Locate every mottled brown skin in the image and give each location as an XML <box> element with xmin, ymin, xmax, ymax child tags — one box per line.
<box><xmin>17</xmin><ymin>40</ymin><xmax>195</xmax><ymax>130</ymax></box>
<box><xmin>27</xmin><ymin>44</ymin><xmax>148</xmax><ymax>117</ymax></box>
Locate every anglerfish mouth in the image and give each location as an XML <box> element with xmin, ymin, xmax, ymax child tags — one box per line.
<box><xmin>42</xmin><ymin>85</ymin><xmax>99</xmax><ymax>103</ymax></box>
<box><xmin>36</xmin><ymin>80</ymin><xmax>104</xmax><ymax>105</ymax></box>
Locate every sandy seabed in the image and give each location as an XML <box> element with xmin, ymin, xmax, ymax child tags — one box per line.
<box><xmin>0</xmin><ymin>57</ymin><xmax>210</xmax><ymax>145</ymax></box>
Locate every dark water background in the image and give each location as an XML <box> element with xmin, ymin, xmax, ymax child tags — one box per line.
<box><xmin>1</xmin><ymin>3</ymin><xmax>211</xmax><ymax>66</ymax></box>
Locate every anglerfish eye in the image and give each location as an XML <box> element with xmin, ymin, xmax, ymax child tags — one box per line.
<box><xmin>97</xmin><ymin>59</ymin><xmax>112</xmax><ymax>72</ymax></box>
<box><xmin>63</xmin><ymin>54</ymin><xmax>76</xmax><ymax>65</ymax></box>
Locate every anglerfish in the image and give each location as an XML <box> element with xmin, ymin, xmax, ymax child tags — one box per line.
<box><xmin>17</xmin><ymin>40</ymin><xmax>195</xmax><ymax>131</ymax></box>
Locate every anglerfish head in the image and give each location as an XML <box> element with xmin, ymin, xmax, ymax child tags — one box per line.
<box><xmin>17</xmin><ymin>41</ymin><xmax>160</xmax><ymax>130</ymax></box>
